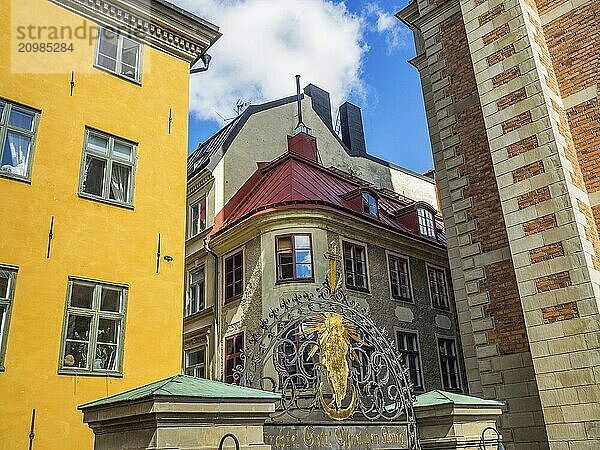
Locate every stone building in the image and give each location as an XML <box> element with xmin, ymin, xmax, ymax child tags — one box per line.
<box><xmin>397</xmin><ymin>0</ymin><xmax>599</xmax><ymax>448</ymax></box>
<box><xmin>183</xmin><ymin>86</ymin><xmax>468</xmax><ymax>398</ymax></box>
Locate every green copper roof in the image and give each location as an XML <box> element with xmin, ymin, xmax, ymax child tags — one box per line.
<box><xmin>79</xmin><ymin>374</ymin><xmax>281</xmax><ymax>410</ymax></box>
<box><xmin>414</xmin><ymin>390</ymin><xmax>504</xmax><ymax>408</ymax></box>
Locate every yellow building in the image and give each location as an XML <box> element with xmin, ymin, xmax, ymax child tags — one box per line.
<box><xmin>0</xmin><ymin>1</ymin><xmax>219</xmax><ymax>448</ymax></box>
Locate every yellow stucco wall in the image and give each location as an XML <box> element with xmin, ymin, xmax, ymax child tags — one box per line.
<box><xmin>0</xmin><ymin>1</ymin><xmax>188</xmax><ymax>448</ymax></box>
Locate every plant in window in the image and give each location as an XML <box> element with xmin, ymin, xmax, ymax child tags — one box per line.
<box><xmin>61</xmin><ymin>280</ymin><xmax>126</xmax><ymax>374</ymax></box>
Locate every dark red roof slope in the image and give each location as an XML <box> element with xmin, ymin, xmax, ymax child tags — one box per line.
<box><xmin>210</xmin><ymin>136</ymin><xmax>446</xmax><ymax>248</ymax></box>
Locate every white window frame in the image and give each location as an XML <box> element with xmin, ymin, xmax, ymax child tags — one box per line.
<box><xmin>188</xmin><ymin>197</ymin><xmax>206</xmax><ymax>238</ymax></box>
<box><xmin>0</xmin><ymin>265</ymin><xmax>18</xmax><ymax>371</ymax></box>
<box><xmin>417</xmin><ymin>207</ymin><xmax>436</xmax><ymax>238</ymax></box>
<box><xmin>94</xmin><ymin>27</ymin><xmax>143</xmax><ymax>84</ymax></box>
<box><xmin>186</xmin><ymin>265</ymin><xmax>206</xmax><ymax>316</ymax></box>
<box><xmin>361</xmin><ymin>192</ymin><xmax>377</xmax><ymax>216</ymax></box>
<box><xmin>386</xmin><ymin>251</ymin><xmax>413</xmax><ymax>302</ymax></box>
<box><xmin>436</xmin><ymin>335</ymin><xmax>461</xmax><ymax>392</ymax></box>
<box><xmin>427</xmin><ymin>263</ymin><xmax>450</xmax><ymax>310</ymax></box>
<box><xmin>78</xmin><ymin>128</ymin><xmax>137</xmax><ymax>208</ymax></box>
<box><xmin>0</xmin><ymin>99</ymin><xmax>40</xmax><ymax>182</ymax></box>
<box><xmin>395</xmin><ymin>329</ymin><xmax>425</xmax><ymax>391</ymax></box>
<box><xmin>58</xmin><ymin>278</ymin><xmax>128</xmax><ymax>376</ymax></box>
<box><xmin>184</xmin><ymin>346</ymin><xmax>206</xmax><ymax>378</ymax></box>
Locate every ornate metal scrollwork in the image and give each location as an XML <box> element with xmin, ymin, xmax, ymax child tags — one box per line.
<box><xmin>234</xmin><ymin>243</ymin><xmax>420</xmax><ymax>449</ymax></box>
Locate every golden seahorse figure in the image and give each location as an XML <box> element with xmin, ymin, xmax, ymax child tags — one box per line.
<box><xmin>303</xmin><ymin>312</ymin><xmax>364</xmax><ymax>421</ymax></box>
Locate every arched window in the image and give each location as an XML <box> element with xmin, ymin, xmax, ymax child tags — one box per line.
<box><xmin>417</xmin><ymin>207</ymin><xmax>436</xmax><ymax>237</ymax></box>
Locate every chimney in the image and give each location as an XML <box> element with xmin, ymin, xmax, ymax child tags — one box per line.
<box><xmin>304</xmin><ymin>84</ymin><xmax>333</xmax><ymax>129</ymax></box>
<box><xmin>339</xmin><ymin>102</ymin><xmax>366</xmax><ymax>157</ymax></box>
<box><xmin>287</xmin><ymin>133</ymin><xmax>319</xmax><ymax>163</ymax></box>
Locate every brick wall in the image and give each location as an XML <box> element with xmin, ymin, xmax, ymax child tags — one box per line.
<box><xmin>481</xmin><ymin>260</ymin><xmax>529</xmax><ymax>354</ymax></box>
<box><xmin>541</xmin><ymin>301</ymin><xmax>579</xmax><ymax>324</ymax></box>
<box><xmin>440</xmin><ymin>13</ymin><xmax>511</xmax><ymax>253</ymax></box>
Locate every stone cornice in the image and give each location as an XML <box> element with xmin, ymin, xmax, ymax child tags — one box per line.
<box><xmin>49</xmin><ymin>0</ymin><xmax>221</xmax><ymax>63</ymax></box>
<box><xmin>397</xmin><ymin>0</ymin><xmax>460</xmax><ymax>30</ymax></box>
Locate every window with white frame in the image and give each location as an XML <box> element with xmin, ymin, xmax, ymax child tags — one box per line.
<box><xmin>438</xmin><ymin>337</ymin><xmax>460</xmax><ymax>391</ymax></box>
<box><xmin>0</xmin><ymin>267</ymin><xmax>17</xmax><ymax>369</ymax></box>
<box><xmin>60</xmin><ymin>279</ymin><xmax>127</xmax><ymax>374</ymax></box>
<box><xmin>388</xmin><ymin>255</ymin><xmax>412</xmax><ymax>301</ymax></box>
<box><xmin>397</xmin><ymin>331</ymin><xmax>423</xmax><ymax>390</ymax></box>
<box><xmin>185</xmin><ymin>347</ymin><xmax>206</xmax><ymax>378</ymax></box>
<box><xmin>417</xmin><ymin>207</ymin><xmax>436</xmax><ymax>238</ymax></box>
<box><xmin>95</xmin><ymin>28</ymin><xmax>142</xmax><ymax>83</ymax></box>
<box><xmin>428</xmin><ymin>265</ymin><xmax>450</xmax><ymax>309</ymax></box>
<box><xmin>186</xmin><ymin>266</ymin><xmax>205</xmax><ymax>316</ymax></box>
<box><xmin>189</xmin><ymin>197</ymin><xmax>206</xmax><ymax>238</ymax></box>
<box><xmin>80</xmin><ymin>129</ymin><xmax>136</xmax><ymax>206</ymax></box>
<box><xmin>0</xmin><ymin>99</ymin><xmax>40</xmax><ymax>180</ymax></box>
<box><xmin>361</xmin><ymin>192</ymin><xmax>377</xmax><ymax>216</ymax></box>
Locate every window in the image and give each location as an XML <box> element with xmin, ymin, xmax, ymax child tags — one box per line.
<box><xmin>0</xmin><ymin>100</ymin><xmax>40</xmax><ymax>180</ymax></box>
<box><xmin>428</xmin><ymin>265</ymin><xmax>449</xmax><ymax>309</ymax></box>
<box><xmin>189</xmin><ymin>198</ymin><xmax>206</xmax><ymax>238</ymax></box>
<box><xmin>276</xmin><ymin>234</ymin><xmax>313</xmax><ymax>282</ymax></box>
<box><xmin>79</xmin><ymin>129</ymin><xmax>136</xmax><ymax>207</ymax></box>
<box><xmin>388</xmin><ymin>255</ymin><xmax>411</xmax><ymax>301</ymax></box>
<box><xmin>224</xmin><ymin>251</ymin><xmax>243</xmax><ymax>302</ymax></box>
<box><xmin>397</xmin><ymin>331</ymin><xmax>423</xmax><ymax>390</ymax></box>
<box><xmin>362</xmin><ymin>192</ymin><xmax>377</xmax><ymax>216</ymax></box>
<box><xmin>278</xmin><ymin>322</ymin><xmax>318</xmax><ymax>388</ymax></box>
<box><xmin>343</xmin><ymin>242</ymin><xmax>368</xmax><ymax>291</ymax></box>
<box><xmin>225</xmin><ymin>332</ymin><xmax>243</xmax><ymax>384</ymax></box>
<box><xmin>186</xmin><ymin>266</ymin><xmax>205</xmax><ymax>316</ymax></box>
<box><xmin>60</xmin><ymin>279</ymin><xmax>127</xmax><ymax>374</ymax></box>
<box><xmin>185</xmin><ymin>347</ymin><xmax>206</xmax><ymax>378</ymax></box>
<box><xmin>438</xmin><ymin>338</ymin><xmax>460</xmax><ymax>391</ymax></box>
<box><xmin>0</xmin><ymin>267</ymin><xmax>17</xmax><ymax>369</ymax></box>
<box><xmin>95</xmin><ymin>28</ymin><xmax>142</xmax><ymax>83</ymax></box>
<box><xmin>417</xmin><ymin>208</ymin><xmax>436</xmax><ymax>238</ymax></box>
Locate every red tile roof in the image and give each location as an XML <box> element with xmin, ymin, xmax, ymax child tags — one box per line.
<box><xmin>209</xmin><ymin>138</ymin><xmax>446</xmax><ymax>248</ymax></box>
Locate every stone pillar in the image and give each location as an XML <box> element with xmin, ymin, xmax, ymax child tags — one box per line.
<box><xmin>79</xmin><ymin>375</ymin><xmax>280</xmax><ymax>450</ymax></box>
<box><xmin>414</xmin><ymin>390</ymin><xmax>504</xmax><ymax>449</ymax></box>
<box><xmin>456</xmin><ymin>0</ymin><xmax>600</xmax><ymax>447</ymax></box>
<box><xmin>398</xmin><ymin>0</ymin><xmax>600</xmax><ymax>447</ymax></box>
<box><xmin>397</xmin><ymin>1</ymin><xmax>548</xmax><ymax>447</ymax></box>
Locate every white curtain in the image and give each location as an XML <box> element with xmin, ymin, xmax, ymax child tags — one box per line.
<box><xmin>110</xmin><ymin>164</ymin><xmax>129</xmax><ymax>202</ymax></box>
<box><xmin>2</xmin><ymin>132</ymin><xmax>30</xmax><ymax>176</ymax></box>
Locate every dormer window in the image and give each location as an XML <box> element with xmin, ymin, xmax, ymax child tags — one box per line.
<box><xmin>362</xmin><ymin>193</ymin><xmax>377</xmax><ymax>216</ymax></box>
<box><xmin>417</xmin><ymin>207</ymin><xmax>436</xmax><ymax>237</ymax></box>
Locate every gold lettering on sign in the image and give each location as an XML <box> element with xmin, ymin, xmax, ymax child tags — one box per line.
<box><xmin>264</xmin><ymin>425</ymin><xmax>408</xmax><ymax>449</ymax></box>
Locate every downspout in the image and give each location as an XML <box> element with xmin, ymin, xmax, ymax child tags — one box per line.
<box><xmin>204</xmin><ymin>238</ymin><xmax>219</xmax><ymax>380</ymax></box>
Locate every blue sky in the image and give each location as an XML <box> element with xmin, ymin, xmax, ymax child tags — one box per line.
<box><xmin>182</xmin><ymin>0</ymin><xmax>433</xmax><ymax>174</ymax></box>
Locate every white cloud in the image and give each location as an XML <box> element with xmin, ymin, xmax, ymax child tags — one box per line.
<box><xmin>171</xmin><ymin>0</ymin><xmax>367</xmax><ymax>125</ymax></box>
<box><xmin>366</xmin><ymin>3</ymin><xmax>408</xmax><ymax>54</ymax></box>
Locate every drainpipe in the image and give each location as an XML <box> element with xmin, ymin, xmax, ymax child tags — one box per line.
<box><xmin>204</xmin><ymin>238</ymin><xmax>219</xmax><ymax>380</ymax></box>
